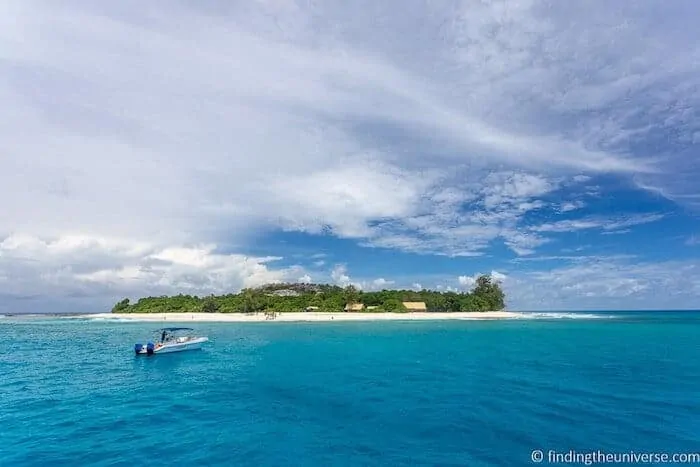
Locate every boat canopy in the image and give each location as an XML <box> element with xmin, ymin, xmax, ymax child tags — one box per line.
<box><xmin>157</xmin><ymin>327</ymin><xmax>194</xmax><ymax>332</ymax></box>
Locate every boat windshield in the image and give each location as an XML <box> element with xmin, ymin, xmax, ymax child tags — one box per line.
<box><xmin>157</xmin><ymin>327</ymin><xmax>194</xmax><ymax>343</ymax></box>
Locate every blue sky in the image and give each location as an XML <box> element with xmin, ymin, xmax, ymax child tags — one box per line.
<box><xmin>1</xmin><ymin>0</ymin><xmax>699</xmax><ymax>312</ymax></box>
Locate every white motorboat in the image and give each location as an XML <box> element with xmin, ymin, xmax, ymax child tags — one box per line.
<box><xmin>134</xmin><ymin>327</ymin><xmax>208</xmax><ymax>355</ymax></box>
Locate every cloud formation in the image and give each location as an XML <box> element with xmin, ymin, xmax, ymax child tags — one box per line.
<box><xmin>0</xmin><ymin>234</ymin><xmax>305</xmax><ymax>312</ymax></box>
<box><xmin>1</xmin><ymin>0</ymin><xmax>699</xmax><ymax>311</ymax></box>
<box><xmin>531</xmin><ymin>214</ymin><xmax>665</xmax><ymax>234</ymax></box>
<box><xmin>500</xmin><ymin>256</ymin><xmax>700</xmax><ymax>310</ymax></box>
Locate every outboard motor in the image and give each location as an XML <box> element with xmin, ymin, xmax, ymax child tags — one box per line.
<box><xmin>134</xmin><ymin>343</ymin><xmax>143</xmax><ymax>354</ymax></box>
<box><xmin>146</xmin><ymin>342</ymin><xmax>155</xmax><ymax>355</ymax></box>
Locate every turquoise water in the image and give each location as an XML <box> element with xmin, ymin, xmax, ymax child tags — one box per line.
<box><xmin>2</xmin><ymin>312</ymin><xmax>699</xmax><ymax>466</ymax></box>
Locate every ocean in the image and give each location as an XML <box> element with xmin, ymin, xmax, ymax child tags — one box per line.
<box><xmin>2</xmin><ymin>311</ymin><xmax>699</xmax><ymax>466</ymax></box>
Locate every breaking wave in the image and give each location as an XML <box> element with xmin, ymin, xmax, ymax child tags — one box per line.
<box><xmin>57</xmin><ymin>315</ymin><xmax>150</xmax><ymax>323</ymax></box>
<box><xmin>512</xmin><ymin>312</ymin><xmax>618</xmax><ymax>320</ymax></box>
<box><xmin>85</xmin><ymin>317</ymin><xmax>147</xmax><ymax>323</ymax></box>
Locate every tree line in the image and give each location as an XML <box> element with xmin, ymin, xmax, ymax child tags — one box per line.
<box><xmin>111</xmin><ymin>274</ymin><xmax>505</xmax><ymax>313</ymax></box>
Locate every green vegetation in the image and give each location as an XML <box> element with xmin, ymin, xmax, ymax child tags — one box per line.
<box><xmin>111</xmin><ymin>274</ymin><xmax>505</xmax><ymax>314</ymax></box>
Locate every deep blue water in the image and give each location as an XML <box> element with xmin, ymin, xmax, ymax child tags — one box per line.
<box><xmin>1</xmin><ymin>311</ymin><xmax>699</xmax><ymax>466</ymax></box>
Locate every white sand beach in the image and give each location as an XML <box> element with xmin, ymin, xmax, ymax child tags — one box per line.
<box><xmin>78</xmin><ymin>311</ymin><xmax>520</xmax><ymax>322</ymax></box>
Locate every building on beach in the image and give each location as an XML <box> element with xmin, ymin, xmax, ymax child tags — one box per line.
<box><xmin>402</xmin><ymin>301</ymin><xmax>427</xmax><ymax>311</ymax></box>
<box><xmin>344</xmin><ymin>303</ymin><xmax>365</xmax><ymax>312</ymax></box>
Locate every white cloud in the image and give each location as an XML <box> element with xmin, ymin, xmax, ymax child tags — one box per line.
<box><xmin>482</xmin><ymin>173</ymin><xmax>554</xmax><ymax>209</ymax></box>
<box><xmin>330</xmin><ymin>264</ymin><xmax>353</xmax><ymax>287</ymax></box>
<box><xmin>531</xmin><ymin>214</ymin><xmax>664</xmax><ymax>234</ymax></box>
<box><xmin>412</xmin><ymin>257</ymin><xmax>700</xmax><ymax>309</ymax></box>
<box><xmin>0</xmin><ymin>234</ymin><xmax>301</xmax><ymax>313</ymax></box>
<box><xmin>436</xmin><ymin>285</ymin><xmax>459</xmax><ymax>293</ymax></box>
<box><xmin>371</xmin><ymin>278</ymin><xmax>394</xmax><ymax>289</ymax></box>
<box><xmin>0</xmin><ymin>2</ymin><xmax>685</xmax><ymax>239</ymax></box>
<box><xmin>458</xmin><ymin>270</ymin><xmax>508</xmax><ymax>290</ymax></box>
<box><xmin>360</xmin><ymin>170</ymin><xmax>557</xmax><ymax>256</ymax></box>
<box><xmin>503</xmin><ymin>256</ymin><xmax>700</xmax><ymax>310</ymax></box>
<box><xmin>328</xmin><ymin>264</ymin><xmax>396</xmax><ymax>291</ymax></box>
<box><xmin>458</xmin><ymin>275</ymin><xmax>476</xmax><ymax>288</ymax></box>
<box><xmin>491</xmin><ymin>271</ymin><xmax>507</xmax><ymax>282</ymax></box>
<box><xmin>500</xmin><ymin>230</ymin><xmax>550</xmax><ymax>256</ymax></box>
<box><xmin>298</xmin><ymin>274</ymin><xmax>312</xmax><ymax>283</ymax></box>
<box><xmin>600</xmin><ymin>229</ymin><xmax>632</xmax><ymax>236</ymax></box>
<box><xmin>0</xmin><ymin>1</ymin><xmax>698</xmax><ymax>310</ymax></box>
<box><xmin>261</xmin><ymin>160</ymin><xmax>433</xmax><ymax>238</ymax></box>
<box><xmin>559</xmin><ymin>201</ymin><xmax>586</xmax><ymax>212</ymax></box>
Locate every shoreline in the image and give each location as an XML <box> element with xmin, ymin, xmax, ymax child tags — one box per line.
<box><xmin>76</xmin><ymin>311</ymin><xmax>521</xmax><ymax>322</ymax></box>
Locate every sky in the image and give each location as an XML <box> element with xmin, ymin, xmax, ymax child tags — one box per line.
<box><xmin>1</xmin><ymin>0</ymin><xmax>699</xmax><ymax>313</ymax></box>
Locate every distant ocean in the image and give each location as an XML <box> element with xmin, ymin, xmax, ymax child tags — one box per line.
<box><xmin>2</xmin><ymin>311</ymin><xmax>699</xmax><ymax>466</ymax></box>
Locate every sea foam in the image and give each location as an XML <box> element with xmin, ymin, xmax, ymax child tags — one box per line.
<box><xmin>511</xmin><ymin>311</ymin><xmax>618</xmax><ymax>320</ymax></box>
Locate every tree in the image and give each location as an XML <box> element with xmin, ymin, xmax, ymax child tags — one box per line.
<box><xmin>443</xmin><ymin>292</ymin><xmax>462</xmax><ymax>312</ymax></box>
<box><xmin>110</xmin><ymin>279</ymin><xmax>507</xmax><ymax>314</ymax></box>
<box><xmin>475</xmin><ymin>275</ymin><xmax>492</xmax><ymax>290</ymax></box>
<box><xmin>471</xmin><ymin>274</ymin><xmax>505</xmax><ymax>311</ymax></box>
<box><xmin>382</xmin><ymin>298</ymin><xmax>407</xmax><ymax>313</ymax></box>
<box><xmin>202</xmin><ymin>297</ymin><xmax>219</xmax><ymax>313</ymax></box>
<box><xmin>459</xmin><ymin>294</ymin><xmax>476</xmax><ymax>312</ymax></box>
<box><xmin>111</xmin><ymin>298</ymin><xmax>130</xmax><ymax>313</ymax></box>
<box><xmin>342</xmin><ymin>285</ymin><xmax>360</xmax><ymax>305</ymax></box>
<box><xmin>242</xmin><ymin>288</ymin><xmax>259</xmax><ymax>314</ymax></box>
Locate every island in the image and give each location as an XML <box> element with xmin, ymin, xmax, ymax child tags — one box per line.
<box><xmin>93</xmin><ymin>274</ymin><xmax>520</xmax><ymax>321</ymax></box>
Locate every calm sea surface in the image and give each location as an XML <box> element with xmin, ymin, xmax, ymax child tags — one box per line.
<box><xmin>1</xmin><ymin>311</ymin><xmax>699</xmax><ymax>466</ymax></box>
